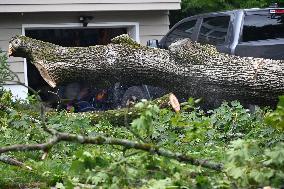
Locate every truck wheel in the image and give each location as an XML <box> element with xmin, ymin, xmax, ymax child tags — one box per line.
<box><xmin>121</xmin><ymin>86</ymin><xmax>148</xmax><ymax>107</ymax></box>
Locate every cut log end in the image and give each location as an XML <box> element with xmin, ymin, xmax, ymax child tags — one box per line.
<box><xmin>34</xmin><ymin>61</ymin><xmax>57</xmax><ymax>88</ymax></box>
<box><xmin>169</xmin><ymin>93</ymin><xmax>180</xmax><ymax>112</ymax></box>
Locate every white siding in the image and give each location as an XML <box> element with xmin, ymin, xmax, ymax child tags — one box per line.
<box><xmin>0</xmin><ymin>29</ymin><xmax>22</xmax><ymax>40</ymax></box>
<box><xmin>8</xmin><ymin>62</ymin><xmax>24</xmax><ymax>73</ymax></box>
<box><xmin>3</xmin><ymin>85</ymin><xmax>28</xmax><ymax>99</ymax></box>
<box><xmin>0</xmin><ymin>0</ymin><xmax>180</xmax><ymax>13</ymax></box>
<box><xmin>0</xmin><ymin>41</ymin><xmax>9</xmax><ymax>51</ymax></box>
<box><xmin>0</xmin><ymin>24</ymin><xmax>24</xmax><ymax>83</ymax></box>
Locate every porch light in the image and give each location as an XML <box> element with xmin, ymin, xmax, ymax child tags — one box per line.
<box><xmin>79</xmin><ymin>16</ymin><xmax>94</xmax><ymax>27</ymax></box>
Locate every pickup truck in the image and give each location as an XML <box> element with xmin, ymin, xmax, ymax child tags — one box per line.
<box><xmin>155</xmin><ymin>6</ymin><xmax>284</xmax><ymax>60</ymax></box>
<box><xmin>122</xmin><ymin>6</ymin><xmax>284</xmax><ymax>108</ymax></box>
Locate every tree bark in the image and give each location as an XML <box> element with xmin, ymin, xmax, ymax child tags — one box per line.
<box><xmin>9</xmin><ymin>35</ymin><xmax>284</xmax><ymax>106</ymax></box>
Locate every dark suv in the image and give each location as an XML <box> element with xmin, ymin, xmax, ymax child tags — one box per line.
<box><xmin>157</xmin><ymin>6</ymin><xmax>284</xmax><ymax>60</ymax></box>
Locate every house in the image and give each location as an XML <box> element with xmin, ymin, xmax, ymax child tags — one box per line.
<box><xmin>0</xmin><ymin>0</ymin><xmax>181</xmax><ymax>99</ymax></box>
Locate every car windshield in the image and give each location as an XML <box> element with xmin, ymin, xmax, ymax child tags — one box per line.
<box><xmin>242</xmin><ymin>10</ymin><xmax>284</xmax><ymax>42</ymax></box>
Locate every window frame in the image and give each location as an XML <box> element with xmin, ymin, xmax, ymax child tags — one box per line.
<box><xmin>163</xmin><ymin>17</ymin><xmax>199</xmax><ymax>48</ymax></box>
<box><xmin>196</xmin><ymin>13</ymin><xmax>232</xmax><ymax>46</ymax></box>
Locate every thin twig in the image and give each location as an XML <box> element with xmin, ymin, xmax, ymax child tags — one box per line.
<box><xmin>47</xmin><ymin>90</ymin><xmax>62</xmax><ymax>111</ymax></box>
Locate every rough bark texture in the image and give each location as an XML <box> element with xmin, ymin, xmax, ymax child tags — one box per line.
<box><xmin>9</xmin><ymin>35</ymin><xmax>284</xmax><ymax>106</ymax></box>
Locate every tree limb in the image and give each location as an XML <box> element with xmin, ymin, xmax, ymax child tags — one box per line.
<box><xmin>0</xmin><ymin>130</ymin><xmax>223</xmax><ymax>171</ymax></box>
<box><xmin>46</xmin><ymin>93</ymin><xmax>178</xmax><ymax>126</ymax></box>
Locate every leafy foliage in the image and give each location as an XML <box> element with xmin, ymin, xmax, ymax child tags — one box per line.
<box><xmin>1</xmin><ymin>89</ymin><xmax>284</xmax><ymax>188</ymax></box>
<box><xmin>265</xmin><ymin>96</ymin><xmax>284</xmax><ymax>131</ymax></box>
<box><xmin>170</xmin><ymin>0</ymin><xmax>281</xmax><ymax>26</ymax></box>
<box><xmin>0</xmin><ymin>50</ymin><xmax>14</xmax><ymax>93</ymax></box>
<box><xmin>225</xmin><ymin>139</ymin><xmax>284</xmax><ymax>188</ymax></box>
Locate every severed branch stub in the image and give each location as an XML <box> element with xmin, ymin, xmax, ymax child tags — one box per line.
<box><xmin>169</xmin><ymin>93</ymin><xmax>180</xmax><ymax>112</ymax></box>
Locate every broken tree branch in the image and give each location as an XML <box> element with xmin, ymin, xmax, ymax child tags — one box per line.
<box><xmin>0</xmin><ymin>130</ymin><xmax>223</xmax><ymax>171</ymax></box>
<box><xmin>9</xmin><ymin>35</ymin><xmax>284</xmax><ymax>106</ymax></box>
<box><xmin>46</xmin><ymin>93</ymin><xmax>178</xmax><ymax>126</ymax></box>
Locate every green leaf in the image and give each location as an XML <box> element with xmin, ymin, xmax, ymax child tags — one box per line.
<box><xmin>227</xmin><ymin>167</ymin><xmax>244</xmax><ymax>179</ymax></box>
<box><xmin>55</xmin><ymin>182</ymin><xmax>65</xmax><ymax>189</ymax></box>
<box><xmin>249</xmin><ymin>169</ymin><xmax>265</xmax><ymax>184</ymax></box>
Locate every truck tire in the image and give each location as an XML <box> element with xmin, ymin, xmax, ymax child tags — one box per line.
<box><xmin>121</xmin><ymin>86</ymin><xmax>148</xmax><ymax>107</ymax></box>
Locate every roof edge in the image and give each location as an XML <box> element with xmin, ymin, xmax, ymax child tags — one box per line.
<box><xmin>0</xmin><ymin>2</ymin><xmax>181</xmax><ymax>13</ymax></box>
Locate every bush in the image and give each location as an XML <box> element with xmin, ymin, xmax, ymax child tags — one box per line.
<box><xmin>1</xmin><ymin>94</ymin><xmax>284</xmax><ymax>188</ymax></box>
<box><xmin>0</xmin><ymin>50</ymin><xmax>14</xmax><ymax>95</ymax></box>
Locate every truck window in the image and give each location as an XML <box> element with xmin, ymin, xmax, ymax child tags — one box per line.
<box><xmin>197</xmin><ymin>16</ymin><xmax>230</xmax><ymax>45</ymax></box>
<box><xmin>165</xmin><ymin>19</ymin><xmax>197</xmax><ymax>48</ymax></box>
<box><xmin>242</xmin><ymin>12</ymin><xmax>284</xmax><ymax>42</ymax></box>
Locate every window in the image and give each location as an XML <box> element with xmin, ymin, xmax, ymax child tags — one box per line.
<box><xmin>165</xmin><ymin>19</ymin><xmax>197</xmax><ymax>48</ymax></box>
<box><xmin>197</xmin><ymin>16</ymin><xmax>230</xmax><ymax>45</ymax></box>
<box><xmin>242</xmin><ymin>12</ymin><xmax>284</xmax><ymax>42</ymax></box>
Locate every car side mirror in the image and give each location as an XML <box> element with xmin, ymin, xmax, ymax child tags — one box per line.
<box><xmin>146</xmin><ymin>39</ymin><xmax>159</xmax><ymax>48</ymax></box>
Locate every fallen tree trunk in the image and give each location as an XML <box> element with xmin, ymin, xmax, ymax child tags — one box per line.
<box><xmin>9</xmin><ymin>35</ymin><xmax>284</xmax><ymax>106</ymax></box>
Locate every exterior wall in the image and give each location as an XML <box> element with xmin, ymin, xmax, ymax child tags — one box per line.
<box><xmin>0</xmin><ymin>10</ymin><xmax>170</xmax><ymax>98</ymax></box>
<box><xmin>0</xmin><ymin>0</ymin><xmax>180</xmax><ymax>12</ymax></box>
